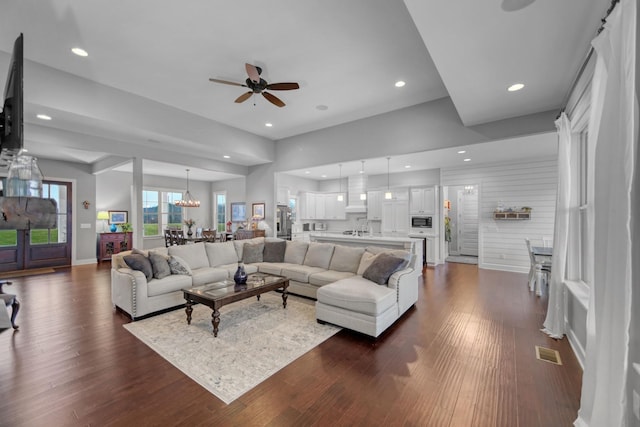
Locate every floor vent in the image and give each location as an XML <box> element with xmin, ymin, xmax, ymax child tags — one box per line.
<box><xmin>535</xmin><ymin>346</ymin><xmax>563</xmax><ymax>365</ymax></box>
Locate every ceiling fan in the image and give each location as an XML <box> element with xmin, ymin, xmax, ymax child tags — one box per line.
<box><xmin>209</xmin><ymin>63</ymin><xmax>300</xmax><ymax>108</ymax></box>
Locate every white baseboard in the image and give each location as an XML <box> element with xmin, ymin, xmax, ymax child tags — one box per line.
<box><xmin>480</xmin><ymin>262</ymin><xmax>528</xmax><ymax>274</ymax></box>
<box><xmin>74</xmin><ymin>258</ymin><xmax>98</xmax><ymax>266</ymax></box>
<box><xmin>566</xmin><ymin>326</ymin><xmax>586</xmax><ymax>369</ymax></box>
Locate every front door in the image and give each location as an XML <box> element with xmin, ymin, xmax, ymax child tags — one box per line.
<box><xmin>0</xmin><ymin>180</ymin><xmax>72</xmax><ymax>272</ymax></box>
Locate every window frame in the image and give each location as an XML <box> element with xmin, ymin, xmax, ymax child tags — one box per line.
<box><xmin>142</xmin><ymin>187</ymin><xmax>184</xmax><ymax>237</ymax></box>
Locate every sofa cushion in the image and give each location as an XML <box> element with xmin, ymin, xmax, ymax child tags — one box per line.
<box><xmin>256</xmin><ymin>262</ymin><xmax>293</xmax><ymax>276</ymax></box>
<box><xmin>147</xmin><ymin>274</ymin><xmax>193</xmax><ymax>297</ymax></box>
<box><xmin>284</xmin><ymin>241</ymin><xmax>308</xmax><ymax>264</ymax></box>
<box><xmin>123</xmin><ymin>253</ymin><xmax>153</xmax><ymax>280</ymax></box>
<box><xmin>191</xmin><ymin>267</ymin><xmax>229</xmax><ymax>286</ymax></box>
<box><xmin>242</xmin><ymin>241</ymin><xmax>264</xmax><ymax>264</ymax></box>
<box><xmin>316</xmin><ymin>276</ymin><xmax>397</xmax><ymax>316</ymax></box>
<box><xmin>168</xmin><ymin>255</ymin><xmax>192</xmax><ymax>275</ymax></box>
<box><xmin>168</xmin><ymin>242</ymin><xmax>209</xmax><ymax>270</ymax></box>
<box><xmin>205</xmin><ymin>241</ymin><xmax>238</xmax><ymax>267</ymax></box>
<box><xmin>263</xmin><ymin>240</ymin><xmax>286</xmax><ymax>262</ymax></box>
<box><xmin>363</xmin><ymin>253</ymin><xmax>406</xmax><ymax>285</ymax></box>
<box><xmin>357</xmin><ymin>251</ymin><xmax>378</xmax><ymax>276</ymax></box>
<box><xmin>329</xmin><ymin>245</ymin><xmax>365</xmax><ymax>273</ymax></box>
<box><xmin>303</xmin><ymin>243</ymin><xmax>335</xmax><ymax>269</ymax></box>
<box><xmin>309</xmin><ymin>270</ymin><xmax>356</xmax><ymax>287</ymax></box>
<box><xmin>148</xmin><ymin>251</ymin><xmax>171</xmax><ymax>280</ymax></box>
<box><xmin>234</xmin><ymin>237</ymin><xmax>265</xmax><ymax>260</ymax></box>
<box><xmin>281</xmin><ymin>265</ymin><xmax>326</xmax><ymax>283</ymax></box>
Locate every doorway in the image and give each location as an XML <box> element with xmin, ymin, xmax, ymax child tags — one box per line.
<box><xmin>0</xmin><ymin>180</ymin><xmax>72</xmax><ymax>272</ymax></box>
<box><xmin>444</xmin><ymin>184</ymin><xmax>479</xmax><ymax>263</ymax></box>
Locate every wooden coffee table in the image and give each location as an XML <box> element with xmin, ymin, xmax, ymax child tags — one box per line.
<box><xmin>182</xmin><ymin>272</ymin><xmax>289</xmax><ymax>337</ymax></box>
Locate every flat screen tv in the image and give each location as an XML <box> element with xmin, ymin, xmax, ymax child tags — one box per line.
<box><xmin>0</xmin><ymin>33</ymin><xmax>24</xmax><ymax>161</ymax></box>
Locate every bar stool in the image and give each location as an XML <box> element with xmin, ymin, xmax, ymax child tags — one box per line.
<box><xmin>0</xmin><ymin>281</ymin><xmax>19</xmax><ymax>329</ymax></box>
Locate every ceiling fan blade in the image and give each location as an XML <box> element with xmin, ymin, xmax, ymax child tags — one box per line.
<box><xmin>235</xmin><ymin>91</ymin><xmax>253</xmax><ymax>103</ymax></box>
<box><xmin>501</xmin><ymin>0</ymin><xmax>535</xmax><ymax>11</ymax></box>
<box><xmin>266</xmin><ymin>82</ymin><xmax>300</xmax><ymax>91</ymax></box>
<box><xmin>262</xmin><ymin>91</ymin><xmax>285</xmax><ymax>108</ymax></box>
<box><xmin>245</xmin><ymin>63</ymin><xmax>261</xmax><ymax>83</ymax></box>
<box><xmin>209</xmin><ymin>78</ymin><xmax>247</xmax><ymax>87</ymax></box>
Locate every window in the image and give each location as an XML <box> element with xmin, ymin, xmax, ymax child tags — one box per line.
<box><xmin>577</xmin><ymin>131</ymin><xmax>591</xmax><ymax>285</ymax></box>
<box><xmin>214</xmin><ymin>192</ymin><xmax>226</xmax><ymax>232</ymax></box>
<box><xmin>143</xmin><ymin>189</ymin><xmax>183</xmax><ymax>237</ymax></box>
<box><xmin>288</xmin><ymin>197</ymin><xmax>297</xmax><ymax>223</ymax></box>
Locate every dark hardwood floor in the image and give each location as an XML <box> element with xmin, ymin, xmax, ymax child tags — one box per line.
<box><xmin>0</xmin><ymin>262</ymin><xmax>582</xmax><ymax>426</ymax></box>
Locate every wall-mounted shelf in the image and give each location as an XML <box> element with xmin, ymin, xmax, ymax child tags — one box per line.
<box><xmin>493</xmin><ymin>211</ymin><xmax>531</xmax><ymax>220</ymax></box>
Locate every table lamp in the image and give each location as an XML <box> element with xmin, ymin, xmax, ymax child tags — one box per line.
<box><xmin>97</xmin><ymin>211</ymin><xmax>109</xmax><ymax>232</ymax></box>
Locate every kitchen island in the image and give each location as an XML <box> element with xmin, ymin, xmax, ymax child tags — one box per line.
<box><xmin>309</xmin><ymin>232</ymin><xmax>423</xmax><ymax>265</ymax></box>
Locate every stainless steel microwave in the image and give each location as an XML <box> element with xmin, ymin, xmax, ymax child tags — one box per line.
<box><xmin>411</xmin><ymin>216</ymin><xmax>432</xmax><ymax>228</ymax></box>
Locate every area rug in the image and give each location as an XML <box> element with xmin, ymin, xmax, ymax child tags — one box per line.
<box><xmin>123</xmin><ymin>292</ymin><xmax>340</xmax><ymax>404</ymax></box>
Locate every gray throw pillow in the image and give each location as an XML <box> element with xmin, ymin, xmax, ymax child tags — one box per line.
<box><xmin>168</xmin><ymin>255</ymin><xmax>192</xmax><ymax>275</ymax></box>
<box><xmin>263</xmin><ymin>240</ymin><xmax>286</xmax><ymax>262</ymax></box>
<box><xmin>242</xmin><ymin>242</ymin><xmax>264</xmax><ymax>264</ymax></box>
<box><xmin>362</xmin><ymin>253</ymin><xmax>405</xmax><ymax>286</ymax></box>
<box><xmin>123</xmin><ymin>253</ymin><xmax>153</xmax><ymax>280</ymax></box>
<box><xmin>149</xmin><ymin>251</ymin><xmax>171</xmax><ymax>280</ymax></box>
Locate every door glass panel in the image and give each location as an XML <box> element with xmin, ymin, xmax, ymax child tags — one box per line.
<box><xmin>0</xmin><ymin>230</ymin><xmax>17</xmax><ymax>247</ymax></box>
<box><xmin>30</xmin><ymin>182</ymin><xmax>68</xmax><ymax>244</ymax></box>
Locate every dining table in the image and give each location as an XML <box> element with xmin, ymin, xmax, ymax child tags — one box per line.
<box><xmin>531</xmin><ymin>246</ymin><xmax>553</xmax><ymax>257</ymax></box>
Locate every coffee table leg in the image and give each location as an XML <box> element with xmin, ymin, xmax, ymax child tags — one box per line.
<box><xmin>257</xmin><ymin>294</ymin><xmax>261</xmax><ymax>301</ymax></box>
<box><xmin>282</xmin><ymin>287</ymin><xmax>288</xmax><ymax>309</ymax></box>
<box><xmin>212</xmin><ymin>308</ymin><xmax>220</xmax><ymax>337</ymax></box>
<box><xmin>185</xmin><ymin>299</ymin><xmax>193</xmax><ymax>325</ymax></box>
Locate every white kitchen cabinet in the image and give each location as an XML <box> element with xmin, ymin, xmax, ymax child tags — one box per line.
<box><xmin>381</xmin><ymin>201</ymin><xmax>409</xmax><ymax>234</ymax></box>
<box><xmin>300</xmin><ymin>192</ymin><xmax>316</xmax><ymax>219</ymax></box>
<box><xmin>410</xmin><ymin>187</ymin><xmax>435</xmax><ymax>214</ymax></box>
<box><xmin>426</xmin><ymin>236</ymin><xmax>436</xmax><ymax>264</ymax></box>
<box><xmin>300</xmin><ymin>192</ymin><xmax>346</xmax><ymax>220</ymax></box>
<box><xmin>367</xmin><ymin>190</ymin><xmax>383</xmax><ymax>220</ymax></box>
<box><xmin>292</xmin><ymin>231</ymin><xmax>310</xmax><ymax>242</ymax></box>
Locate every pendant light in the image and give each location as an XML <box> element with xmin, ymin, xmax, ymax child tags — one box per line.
<box><xmin>337</xmin><ymin>164</ymin><xmax>344</xmax><ymax>202</ymax></box>
<box><xmin>384</xmin><ymin>157</ymin><xmax>393</xmax><ymax>199</ymax></box>
<box><xmin>359</xmin><ymin>160</ymin><xmax>367</xmax><ymax>201</ymax></box>
<box><xmin>175</xmin><ymin>169</ymin><xmax>201</xmax><ymax>207</ymax></box>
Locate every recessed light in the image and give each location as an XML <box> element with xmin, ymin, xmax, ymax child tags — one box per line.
<box><xmin>71</xmin><ymin>47</ymin><xmax>88</xmax><ymax>57</ymax></box>
<box><xmin>265</xmin><ymin>123</ymin><xmax>273</xmax><ymax>127</ymax></box>
<box><xmin>304</xmin><ymin>171</ymin><xmax>310</xmax><ymax>174</ymax></box>
<box><xmin>464</xmin><ymin>158</ymin><xmax>471</xmax><ymax>162</ymax></box>
<box><xmin>321</xmin><ymin>174</ymin><xmax>327</xmax><ymax>178</ymax></box>
<box><xmin>395</xmin><ymin>81</ymin><xmax>406</xmax><ymax>88</ymax></box>
<box><xmin>508</xmin><ymin>83</ymin><xmax>524</xmax><ymax>92</ymax></box>
<box><xmin>457</xmin><ymin>150</ymin><xmax>466</xmax><ymax>154</ymax></box>
<box><xmin>404</xmin><ymin>165</ymin><xmax>411</xmax><ymax>169</ymax></box>
<box><xmin>316</xmin><ymin>105</ymin><xmax>328</xmax><ymax>111</ymax></box>
<box><xmin>223</xmin><ymin>155</ymin><xmax>230</xmax><ymax>159</ymax></box>
<box><xmin>37</xmin><ymin>114</ymin><xmax>52</xmax><ymax>120</ymax></box>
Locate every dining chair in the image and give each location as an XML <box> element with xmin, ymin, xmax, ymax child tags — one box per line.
<box><xmin>164</xmin><ymin>229</ymin><xmax>173</xmax><ymax>247</ymax></box>
<box><xmin>171</xmin><ymin>229</ymin><xmax>185</xmax><ymax>245</ymax></box>
<box><xmin>525</xmin><ymin>238</ymin><xmax>551</xmax><ymax>296</ymax></box>
<box><xmin>0</xmin><ymin>281</ymin><xmax>19</xmax><ymax>329</ymax></box>
<box><xmin>202</xmin><ymin>229</ymin><xmax>216</xmax><ymax>242</ymax></box>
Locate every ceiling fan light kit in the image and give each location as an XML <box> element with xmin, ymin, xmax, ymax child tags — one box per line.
<box><xmin>209</xmin><ymin>63</ymin><xmax>300</xmax><ymax>108</ymax></box>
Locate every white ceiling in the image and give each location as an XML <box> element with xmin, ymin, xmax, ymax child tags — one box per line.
<box><xmin>0</xmin><ymin>0</ymin><xmax>610</xmax><ymax>180</ymax></box>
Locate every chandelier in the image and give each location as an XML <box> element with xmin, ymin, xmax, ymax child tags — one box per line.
<box><xmin>175</xmin><ymin>169</ymin><xmax>200</xmax><ymax>207</ymax></box>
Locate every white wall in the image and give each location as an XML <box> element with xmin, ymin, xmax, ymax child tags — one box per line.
<box><xmin>442</xmin><ymin>158</ymin><xmax>557</xmax><ymax>273</ymax></box>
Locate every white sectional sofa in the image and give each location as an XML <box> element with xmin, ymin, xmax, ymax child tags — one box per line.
<box><xmin>111</xmin><ymin>237</ymin><xmax>421</xmax><ymax>337</ymax></box>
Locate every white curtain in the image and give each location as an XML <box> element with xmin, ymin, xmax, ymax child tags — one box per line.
<box><xmin>575</xmin><ymin>0</ymin><xmax>638</xmax><ymax>425</ymax></box>
<box><xmin>542</xmin><ymin>112</ymin><xmax>572</xmax><ymax>339</ymax></box>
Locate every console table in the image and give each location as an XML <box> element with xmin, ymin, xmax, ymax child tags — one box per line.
<box><xmin>97</xmin><ymin>232</ymin><xmax>133</xmax><ymax>262</ymax></box>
